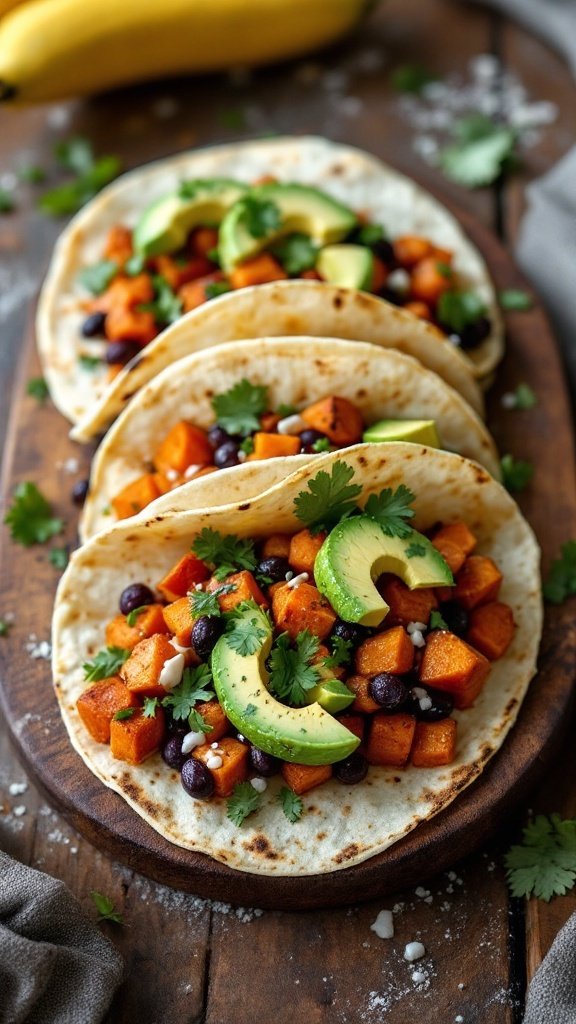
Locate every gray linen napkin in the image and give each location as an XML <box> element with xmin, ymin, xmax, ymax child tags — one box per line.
<box><xmin>0</xmin><ymin>852</ymin><xmax>123</xmax><ymax>1024</ymax></box>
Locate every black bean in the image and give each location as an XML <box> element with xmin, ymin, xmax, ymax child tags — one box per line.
<box><xmin>369</xmin><ymin>673</ymin><xmax>408</xmax><ymax>710</ymax></box>
<box><xmin>256</xmin><ymin>556</ymin><xmax>290</xmax><ymax>583</ymax></box>
<box><xmin>373</xmin><ymin>238</ymin><xmax>396</xmax><ymax>266</ymax></box>
<box><xmin>181</xmin><ymin>758</ymin><xmax>214</xmax><ymax>799</ymax></box>
<box><xmin>378</xmin><ymin>286</ymin><xmax>402</xmax><ymax>306</ymax></box>
<box><xmin>334</xmin><ymin>751</ymin><xmax>368</xmax><ymax>785</ymax></box>
<box><xmin>213</xmin><ymin>440</ymin><xmax>240</xmax><ymax>469</ymax></box>
<box><xmin>412</xmin><ymin>685</ymin><xmax>454</xmax><ymax>722</ymax></box>
<box><xmin>191</xmin><ymin>616</ymin><xmax>224</xmax><ymax>661</ymax></box>
<box><xmin>105</xmin><ymin>340</ymin><xmax>141</xmax><ymax>365</ymax></box>
<box><xmin>208</xmin><ymin>424</ymin><xmax>233</xmax><ymax>449</ymax></box>
<box><xmin>299</xmin><ymin>428</ymin><xmax>328</xmax><ymax>448</ymax></box>
<box><xmin>331</xmin><ymin>619</ymin><xmax>370</xmax><ymax>647</ymax></box>
<box><xmin>249</xmin><ymin>747</ymin><xmax>280</xmax><ymax>777</ymax></box>
<box><xmin>453</xmin><ymin>317</ymin><xmax>492</xmax><ymax>350</ymax></box>
<box><xmin>119</xmin><ymin>582</ymin><xmax>155</xmax><ymax>615</ymax></box>
<box><xmin>161</xmin><ymin>735</ymin><xmax>188</xmax><ymax>770</ymax></box>
<box><xmin>71</xmin><ymin>478</ymin><xmax>89</xmax><ymax>506</ymax></box>
<box><xmin>81</xmin><ymin>311</ymin><xmax>107</xmax><ymax>338</ymax></box>
<box><xmin>439</xmin><ymin>601</ymin><xmax>469</xmax><ymax>637</ymax></box>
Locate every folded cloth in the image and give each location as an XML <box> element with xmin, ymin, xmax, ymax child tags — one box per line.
<box><xmin>0</xmin><ymin>852</ymin><xmax>123</xmax><ymax>1024</ymax></box>
<box><xmin>523</xmin><ymin>912</ymin><xmax>576</xmax><ymax>1024</ymax></box>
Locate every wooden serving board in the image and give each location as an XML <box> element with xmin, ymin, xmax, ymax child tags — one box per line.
<box><xmin>1</xmin><ymin>203</ymin><xmax>575</xmax><ymax>911</ymax></box>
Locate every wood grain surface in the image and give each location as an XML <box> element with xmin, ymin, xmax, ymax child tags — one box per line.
<box><xmin>1</xmin><ymin>0</ymin><xmax>575</xmax><ymax>1020</ymax></box>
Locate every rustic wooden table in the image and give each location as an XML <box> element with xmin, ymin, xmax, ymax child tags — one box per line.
<box><xmin>1</xmin><ymin>2</ymin><xmax>575</xmax><ymax>1021</ymax></box>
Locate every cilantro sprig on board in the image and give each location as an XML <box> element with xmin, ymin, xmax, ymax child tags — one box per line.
<box><xmin>440</xmin><ymin>115</ymin><xmax>518</xmax><ymax>189</ymax></box>
<box><xmin>543</xmin><ymin>541</ymin><xmax>576</xmax><ymax>604</ymax></box>
<box><xmin>91</xmin><ymin>890</ymin><xmax>124</xmax><ymax>925</ymax></box>
<box><xmin>211</xmin><ymin>379</ymin><xmax>268</xmax><ymax>436</ymax></box>
<box><xmin>500</xmin><ymin>454</ymin><xmax>534</xmax><ymax>493</ymax></box>
<box><xmin>505</xmin><ymin>815</ymin><xmax>576</xmax><ymax>901</ymax></box>
<box><xmin>4</xmin><ymin>482</ymin><xmax>63</xmax><ymax>546</ymax></box>
<box><xmin>39</xmin><ymin>137</ymin><xmax>121</xmax><ymax>217</ymax></box>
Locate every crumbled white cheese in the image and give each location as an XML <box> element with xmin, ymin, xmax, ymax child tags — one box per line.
<box><xmin>8</xmin><ymin>782</ymin><xmax>28</xmax><ymax>796</ymax></box>
<box><xmin>415</xmin><ymin>886</ymin><xmax>430</xmax><ymax>899</ymax></box>
<box><xmin>404</xmin><ymin>941</ymin><xmax>426</xmax><ymax>962</ymax></box>
<box><xmin>407</xmin><ymin>621</ymin><xmax>427</xmax><ymax>634</ymax></box>
<box><xmin>287</xmin><ymin>572</ymin><xmax>309</xmax><ymax>590</ymax></box>
<box><xmin>409</xmin><ymin>630</ymin><xmax>426</xmax><ymax>648</ymax></box>
<box><xmin>419</xmin><ymin>696</ymin><xmax>433</xmax><ymax>711</ymax></box>
<box><xmin>181</xmin><ymin>731</ymin><xmax>205</xmax><ymax>754</ymax></box>
<box><xmin>210</xmin><ymin>742</ymin><xmax>220</xmax><ymax>750</ymax></box>
<box><xmin>13</xmin><ymin>805</ymin><xmax>27</xmax><ymax>817</ymax></box>
<box><xmin>285</xmin><ymin>571</ymin><xmax>294</xmax><ymax>582</ymax></box>
<box><xmin>237</xmin><ymin>734</ymin><xmax>245</xmax><ymax>743</ymax></box>
<box><xmin>237</xmin><ymin>450</ymin><xmax>247</xmax><ymax>463</ymax></box>
<box><xmin>184</xmin><ymin>464</ymin><xmax>203</xmax><ymax>479</ymax></box>
<box><xmin>250</xmin><ymin>777</ymin><xmax>267</xmax><ymax>793</ymax></box>
<box><xmin>158</xmin><ymin>653</ymin><xmax>185</xmax><ymax>691</ymax></box>
<box><xmin>387</xmin><ymin>269</ymin><xmax>410</xmax><ymax>294</ymax></box>
<box><xmin>370</xmin><ymin>910</ymin><xmax>394</xmax><ymax>939</ymax></box>
<box><xmin>206</xmin><ymin>754</ymin><xmax>223</xmax><ymax>770</ymax></box>
<box><xmin>56</xmin><ymin>457</ymin><xmax>80</xmax><ymax>474</ymax></box>
<box><xmin>166</xmin><ymin>468</ymin><xmax>180</xmax><ymax>482</ymax></box>
<box><xmin>169</xmin><ymin>638</ymin><xmax>190</xmax><ymax>655</ymax></box>
<box><xmin>448</xmin><ymin>334</ymin><xmax>461</xmax><ymax>347</ymax></box>
<box><xmin>412</xmin><ymin>970</ymin><xmax>426</xmax><ymax>984</ymax></box>
<box><xmin>455</xmin><ymin>1016</ymin><xmax>464</xmax><ymax>1023</ymax></box>
<box><xmin>501</xmin><ymin>392</ymin><xmax>517</xmax><ymax>409</ymax></box>
<box><xmin>411</xmin><ymin>686</ymin><xmax>427</xmax><ymax>700</ymax></box>
<box><xmin>25</xmin><ymin>638</ymin><xmax>52</xmax><ymax>660</ymax></box>
<box><xmin>277</xmin><ymin>413</ymin><xmax>306</xmax><ymax>436</ymax></box>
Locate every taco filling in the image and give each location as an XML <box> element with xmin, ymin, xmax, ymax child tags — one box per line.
<box><xmin>76</xmin><ymin>463</ymin><xmax>516</xmax><ymax>824</ymax></box>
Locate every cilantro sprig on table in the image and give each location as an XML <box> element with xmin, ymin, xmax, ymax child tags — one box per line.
<box><xmin>391</xmin><ymin>63</ymin><xmax>437</xmax><ymax>95</ymax></box>
<box><xmin>27</xmin><ymin>377</ymin><xmax>49</xmax><ymax>403</ymax></box>
<box><xmin>499</xmin><ymin>289</ymin><xmax>533</xmax><ymax>312</ymax></box>
<box><xmin>211</xmin><ymin>379</ymin><xmax>269</xmax><ymax>436</ymax></box>
<box><xmin>543</xmin><ymin>541</ymin><xmax>576</xmax><ymax>604</ymax></box>
<box><xmin>4</xmin><ymin>482</ymin><xmax>63</xmax><ymax>546</ymax></box>
<box><xmin>83</xmin><ymin>646</ymin><xmax>130</xmax><ymax>682</ymax></box>
<box><xmin>39</xmin><ymin>137</ymin><xmax>121</xmax><ymax>217</ymax></box>
<box><xmin>226</xmin><ymin>781</ymin><xmax>263</xmax><ymax>826</ymax></box>
<box><xmin>91</xmin><ymin>890</ymin><xmax>124</xmax><ymax>925</ymax></box>
<box><xmin>440</xmin><ymin>114</ymin><xmax>518</xmax><ymax>189</ymax></box>
<box><xmin>0</xmin><ymin>618</ymin><xmax>13</xmax><ymax>638</ymax></box>
<box><xmin>294</xmin><ymin>461</ymin><xmax>362</xmax><ymax>534</ymax></box>
<box><xmin>0</xmin><ymin>189</ymin><xmax>15</xmax><ymax>213</ymax></box>
<box><xmin>269</xmin><ymin>630</ymin><xmax>322</xmax><ymax>706</ymax></box>
<box><xmin>161</xmin><ymin>664</ymin><xmax>214</xmax><ymax>720</ymax></box>
<box><xmin>500</xmin><ymin>454</ymin><xmax>534</xmax><ymax>493</ymax></box>
<box><xmin>49</xmin><ymin>546</ymin><xmax>69</xmax><ymax>571</ymax></box>
<box><xmin>505</xmin><ymin>814</ymin><xmax>576</xmax><ymax>901</ymax></box>
<box><xmin>192</xmin><ymin>528</ymin><xmax>257</xmax><ymax>580</ymax></box>
<box><xmin>505</xmin><ymin>383</ymin><xmax>537</xmax><ymax>411</ymax></box>
<box><xmin>279</xmin><ymin>787</ymin><xmax>304</xmax><ymax>823</ymax></box>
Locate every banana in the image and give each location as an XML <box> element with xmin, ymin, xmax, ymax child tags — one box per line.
<box><xmin>0</xmin><ymin>0</ymin><xmax>372</xmax><ymax>105</ymax></box>
<box><xmin>0</xmin><ymin>0</ymin><xmax>27</xmax><ymax>17</ymax></box>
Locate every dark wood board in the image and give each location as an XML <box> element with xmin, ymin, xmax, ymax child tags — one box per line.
<box><xmin>1</xmin><ymin>199</ymin><xmax>575</xmax><ymax>911</ymax></box>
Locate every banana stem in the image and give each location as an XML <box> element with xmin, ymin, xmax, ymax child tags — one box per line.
<box><xmin>0</xmin><ymin>80</ymin><xmax>16</xmax><ymax>100</ymax></box>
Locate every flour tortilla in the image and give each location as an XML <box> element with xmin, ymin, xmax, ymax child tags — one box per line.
<box><xmin>79</xmin><ymin>336</ymin><xmax>501</xmax><ymax>541</ymax></box>
<box><xmin>36</xmin><ymin>136</ymin><xmax>500</xmax><ymax>432</ymax></box>
<box><xmin>53</xmin><ymin>443</ymin><xmax>541</xmax><ymax>877</ymax></box>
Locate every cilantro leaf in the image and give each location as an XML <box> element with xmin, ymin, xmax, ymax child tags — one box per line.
<box><xmin>429</xmin><ymin>609</ymin><xmax>448</xmax><ymax>630</ymax></box>
<box><xmin>78</xmin><ymin>354</ymin><xmax>102</xmax><ymax>371</ymax></box>
<box><xmin>279</xmin><ymin>786</ymin><xmax>304</xmax><ymax>823</ymax></box>
<box><xmin>405</xmin><ymin>541</ymin><xmax>427</xmax><ymax>558</ymax></box>
<box><xmin>4</xmin><ymin>482</ymin><xmax>63</xmax><ymax>546</ymax></box>
<box><xmin>27</xmin><ymin>377</ymin><xmax>49</xmax><ymax>402</ymax></box>
<box><xmin>161</xmin><ymin>664</ymin><xmax>214</xmax><ymax>720</ymax></box>
<box><xmin>191</xmin><ymin>529</ymin><xmax>257</xmax><ymax>579</ymax></box>
<box><xmin>139</xmin><ymin>275</ymin><xmax>182</xmax><ymax>325</ymax></box>
<box><xmin>440</xmin><ymin>115</ymin><xmax>517</xmax><ymax>189</ymax></box>
<box><xmin>269</xmin><ymin>631</ymin><xmax>321</xmax><ymax>706</ymax></box>
<box><xmin>503</xmin><ymin>383</ymin><xmax>537</xmax><ymax>410</ymax></box>
<box><xmin>437</xmin><ymin>290</ymin><xmax>487</xmax><ymax>334</ymax></box>
<box><xmin>91</xmin><ymin>890</ymin><xmax>124</xmax><ymax>925</ymax></box>
<box><xmin>543</xmin><ymin>541</ymin><xmax>576</xmax><ymax>604</ymax></box>
<box><xmin>83</xmin><ymin>646</ymin><xmax>130</xmax><ymax>682</ymax></box>
<box><xmin>277</xmin><ymin>403</ymin><xmax>296</xmax><ymax>418</ymax></box>
<box><xmin>239</xmin><ymin>195</ymin><xmax>281</xmax><ymax>239</ymax></box>
<box><xmin>19</xmin><ymin>164</ymin><xmax>46</xmax><ymax>184</ymax></box>
<box><xmin>212</xmin><ymin>378</ymin><xmax>268</xmax><ymax>436</ymax></box>
<box><xmin>499</xmin><ymin>289</ymin><xmax>533</xmax><ymax>312</ymax></box>
<box><xmin>240</xmin><ymin>436</ymin><xmax>255</xmax><ymax>456</ymax></box>
<box><xmin>324</xmin><ymin>635</ymin><xmax>353</xmax><ymax>669</ymax></box>
<box><xmin>142</xmin><ymin>697</ymin><xmax>159</xmax><ymax>718</ymax></box>
<box><xmin>505</xmin><ymin>814</ymin><xmax>576</xmax><ymax>901</ymax></box>
<box><xmin>0</xmin><ymin>618</ymin><xmax>13</xmax><ymax>637</ymax></box>
<box><xmin>205</xmin><ymin>281</ymin><xmax>232</xmax><ymax>300</ymax></box>
<box><xmin>124</xmin><ymin>253</ymin><xmax>145</xmax><ymax>276</ymax></box>
<box><xmin>391</xmin><ymin>63</ymin><xmax>437</xmax><ymax>94</ymax></box>
<box><xmin>187</xmin><ymin>707</ymin><xmax>214</xmax><ymax>734</ymax></box>
<box><xmin>40</xmin><ymin>138</ymin><xmax>121</xmax><ymax>216</ymax></box>
<box><xmin>312</xmin><ymin>437</ymin><xmax>331</xmax><ymax>453</ymax></box>
<box><xmin>78</xmin><ymin>260</ymin><xmax>118</xmax><ymax>295</ymax></box>
<box><xmin>126</xmin><ymin>605</ymin><xmax>148</xmax><ymax>627</ymax></box>
<box><xmin>272</xmin><ymin>233</ymin><xmax>318</xmax><ymax>275</ymax></box>
<box><xmin>225</xmin><ymin>601</ymin><xmax>270</xmax><ymax>657</ymax></box>
<box><xmin>0</xmin><ymin>189</ymin><xmax>15</xmax><ymax>213</ymax></box>
<box><xmin>113</xmin><ymin>707</ymin><xmax>135</xmax><ymax>721</ymax></box>
<box><xmin>293</xmin><ymin>461</ymin><xmax>362</xmax><ymax>533</ymax></box>
<box><xmin>189</xmin><ymin>584</ymin><xmax>236</xmax><ymax>618</ymax></box>
<box><xmin>353</xmin><ymin>223</ymin><xmax>386</xmax><ymax>247</ymax></box>
<box><xmin>49</xmin><ymin>546</ymin><xmax>68</xmax><ymax>570</ymax></box>
<box><xmin>226</xmin><ymin>781</ymin><xmax>262</xmax><ymax>826</ymax></box>
<box><xmin>364</xmin><ymin>484</ymin><xmax>416</xmax><ymax>538</ymax></box>
<box><xmin>501</xmin><ymin>454</ymin><xmax>534</xmax><ymax>493</ymax></box>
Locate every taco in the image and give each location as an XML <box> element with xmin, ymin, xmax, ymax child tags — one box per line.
<box><xmin>36</xmin><ymin>136</ymin><xmax>501</xmax><ymax>431</ymax></box>
<box><xmin>53</xmin><ymin>444</ymin><xmax>541</xmax><ymax>876</ymax></box>
<box><xmin>79</xmin><ymin>337</ymin><xmax>501</xmax><ymax>541</ymax></box>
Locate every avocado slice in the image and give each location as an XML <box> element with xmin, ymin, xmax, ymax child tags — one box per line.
<box><xmin>315</xmin><ymin>516</ymin><xmax>453</xmax><ymax>627</ymax></box>
<box><xmin>306</xmin><ymin>678</ymin><xmax>355</xmax><ymax>713</ymax></box>
<box><xmin>316</xmin><ymin>244</ymin><xmax>374</xmax><ymax>291</ymax></box>
<box><xmin>211</xmin><ymin>606</ymin><xmax>359</xmax><ymax>766</ymax></box>
<box><xmin>133</xmin><ymin>179</ymin><xmax>247</xmax><ymax>258</ymax></box>
<box><xmin>363</xmin><ymin>420</ymin><xmax>441</xmax><ymax>448</ymax></box>
<box><xmin>218</xmin><ymin>183</ymin><xmax>357</xmax><ymax>272</ymax></box>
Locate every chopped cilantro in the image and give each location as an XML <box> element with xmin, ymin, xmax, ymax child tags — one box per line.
<box><xmin>124</xmin><ymin>253</ymin><xmax>145</xmax><ymax>276</ymax></box>
<box><xmin>142</xmin><ymin>697</ymin><xmax>159</xmax><ymax>718</ymax></box>
<box><xmin>437</xmin><ymin>290</ymin><xmax>486</xmax><ymax>334</ymax></box>
<box><xmin>39</xmin><ymin>138</ymin><xmax>121</xmax><ymax>216</ymax></box>
<box><xmin>191</xmin><ymin>528</ymin><xmax>257</xmax><ymax>579</ymax></box>
<box><xmin>113</xmin><ymin>707</ymin><xmax>135</xmax><ymax>721</ymax></box>
<box><xmin>269</xmin><ymin>630</ymin><xmax>321</xmax><ymax>706</ymax></box>
<box><xmin>78</xmin><ymin>354</ymin><xmax>102</xmax><ymax>371</ymax></box>
<box><xmin>293</xmin><ymin>460</ymin><xmax>362</xmax><ymax>534</ymax></box>
<box><xmin>225</xmin><ymin>602</ymin><xmax>270</xmax><ymax>657</ymax></box>
<box><xmin>364</xmin><ymin>484</ymin><xmax>416</xmax><ymax>538</ymax></box>
<box><xmin>277</xmin><ymin>403</ymin><xmax>296</xmax><ymax>418</ymax></box>
<box><xmin>440</xmin><ymin>115</ymin><xmax>517</xmax><ymax>189</ymax></box>
<box><xmin>436</xmin><ymin>261</ymin><xmax>453</xmax><ymax>279</ymax></box>
<box><xmin>312</xmin><ymin>437</ymin><xmax>331</xmax><ymax>453</ymax></box>
<box><xmin>0</xmin><ymin>618</ymin><xmax>12</xmax><ymax>637</ymax></box>
<box><xmin>543</xmin><ymin>541</ymin><xmax>576</xmax><ymax>604</ymax></box>
<box><xmin>324</xmin><ymin>635</ymin><xmax>353</xmax><ymax>669</ymax></box>
<box><xmin>4</xmin><ymin>482</ymin><xmax>63</xmax><ymax>546</ymax></box>
<box><xmin>501</xmin><ymin>453</ymin><xmax>534</xmax><ymax>493</ymax></box>
<box><xmin>49</xmin><ymin>546</ymin><xmax>68</xmax><ymax>570</ymax></box>
<box><xmin>27</xmin><ymin>377</ymin><xmax>49</xmax><ymax>402</ymax></box>
<box><xmin>207</xmin><ymin>247</ymin><xmax>220</xmax><ymax>265</ymax></box>
<box><xmin>187</xmin><ymin>707</ymin><xmax>214</xmax><ymax>733</ymax></box>
<box><xmin>161</xmin><ymin>664</ymin><xmax>214</xmax><ymax>720</ymax></box>
<box><xmin>272</xmin><ymin>233</ymin><xmax>318</xmax><ymax>275</ymax></box>
<box><xmin>19</xmin><ymin>165</ymin><xmax>46</xmax><ymax>184</ymax></box>
<box><xmin>244</xmin><ymin>703</ymin><xmax>257</xmax><ymax>717</ymax></box>
<box><xmin>405</xmin><ymin>541</ymin><xmax>427</xmax><ymax>558</ymax></box>
<box><xmin>391</xmin><ymin>63</ymin><xmax>437</xmax><ymax>94</ymax></box>
<box><xmin>189</xmin><ymin>584</ymin><xmax>236</xmax><ymax>618</ymax></box>
<box><xmin>91</xmin><ymin>890</ymin><xmax>124</xmax><ymax>925</ymax></box>
<box><xmin>139</xmin><ymin>275</ymin><xmax>182</xmax><ymax>325</ymax></box>
<box><xmin>505</xmin><ymin>814</ymin><xmax>576</xmax><ymax>901</ymax></box>
<box><xmin>240</xmin><ymin>436</ymin><xmax>255</xmax><ymax>456</ymax></box>
<box><xmin>205</xmin><ymin>280</ymin><xmax>232</xmax><ymax>300</ymax></box>
<box><xmin>499</xmin><ymin>288</ymin><xmax>533</xmax><ymax>312</ymax></box>
<box><xmin>126</xmin><ymin>605</ymin><xmax>148</xmax><ymax>627</ymax></box>
<box><xmin>0</xmin><ymin>189</ymin><xmax>15</xmax><ymax>213</ymax></box>
<box><xmin>211</xmin><ymin>378</ymin><xmax>268</xmax><ymax>436</ymax></box>
<box><xmin>226</xmin><ymin>781</ymin><xmax>262</xmax><ymax>826</ymax></box>
<box><xmin>509</xmin><ymin>383</ymin><xmax>537</xmax><ymax>410</ymax></box>
<box><xmin>83</xmin><ymin>646</ymin><xmax>130</xmax><ymax>682</ymax></box>
<box><xmin>353</xmin><ymin>223</ymin><xmax>386</xmax><ymax>247</ymax></box>
<box><xmin>279</xmin><ymin>786</ymin><xmax>304</xmax><ymax>823</ymax></box>
<box><xmin>429</xmin><ymin>609</ymin><xmax>448</xmax><ymax>630</ymax></box>
<box><xmin>239</xmin><ymin>195</ymin><xmax>281</xmax><ymax>239</ymax></box>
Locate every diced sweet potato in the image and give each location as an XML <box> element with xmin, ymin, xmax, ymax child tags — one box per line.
<box><xmin>262</xmin><ymin>533</ymin><xmax>292</xmax><ymax>559</ymax></box>
<box><xmin>336</xmin><ymin>713</ymin><xmax>365</xmax><ymax>743</ymax></box>
<box><xmin>152</xmin><ymin>471</ymin><xmax>171</xmax><ymax>495</ymax></box>
<box><xmin>410</xmin><ymin>257</ymin><xmax>453</xmax><ymax>304</ymax></box>
<box><xmin>288</xmin><ymin>529</ymin><xmax>326</xmax><ymax>575</ymax></box>
<box><xmin>467</xmin><ymin>601</ymin><xmax>515</xmax><ymax>661</ymax></box>
<box><xmin>260</xmin><ymin>411</ymin><xmax>281</xmax><ymax>432</ymax></box>
<box><xmin>157</xmin><ymin>552</ymin><xmax>210</xmax><ymax>602</ymax></box>
<box><xmin>393</xmin><ymin>236</ymin><xmax>432</xmax><ymax>268</ymax></box>
<box><xmin>179</xmin><ymin>273</ymin><xmax>225</xmax><ymax>312</ymax></box>
<box><xmin>153</xmin><ymin>421</ymin><xmax>213</xmax><ymax>475</ymax></box>
<box><xmin>95</xmin><ymin>273</ymin><xmax>154</xmax><ymax>314</ymax></box>
<box><xmin>195</xmin><ymin>700</ymin><xmax>230</xmax><ymax>741</ymax></box>
<box><xmin>355</xmin><ymin>626</ymin><xmax>414</xmax><ymax>677</ymax></box>
<box><xmin>111</xmin><ymin>473</ymin><xmax>163</xmax><ymax>520</ymax></box>
<box><xmin>371</xmin><ymin>255</ymin><xmax>388</xmax><ymax>292</ymax></box>
<box><xmin>110</xmin><ymin>706</ymin><xmax>165</xmax><ymax>764</ymax></box>
<box><xmin>155</xmin><ymin>254</ymin><xmax>212</xmax><ymax>290</ymax></box>
<box><xmin>251</xmin><ymin>432</ymin><xmax>301</xmax><ymax>459</ymax></box>
<box><xmin>380</xmin><ymin>576</ymin><xmax>438</xmax><ymax>626</ymax></box>
<box><xmin>105</xmin><ymin>307</ymin><xmax>157</xmax><ymax>346</ymax></box>
<box><xmin>403</xmin><ymin>301</ymin><xmax>431</xmax><ymax>320</ymax></box>
<box><xmin>432</xmin><ymin>522</ymin><xmax>477</xmax><ymax>557</ymax></box>
<box><xmin>194</xmin><ymin>737</ymin><xmax>249</xmax><ymax>797</ymax></box>
<box><xmin>207</xmin><ymin>570</ymin><xmax>268</xmax><ymax>611</ymax></box>
<box><xmin>300</xmin><ymin>396</ymin><xmax>364</xmax><ymax>446</ymax></box>
<box><xmin>105</xmin><ymin>604</ymin><xmax>168</xmax><ymax>650</ymax></box>
<box><xmin>455</xmin><ymin>555</ymin><xmax>503</xmax><ymax>610</ymax></box>
<box><xmin>366</xmin><ymin>713</ymin><xmax>416</xmax><ymax>767</ymax></box>
<box><xmin>76</xmin><ymin>676</ymin><xmax>136</xmax><ymax>744</ymax></box>
<box><xmin>313</xmin><ymin>644</ymin><xmax>346</xmax><ymax>680</ymax></box>
<box><xmin>162</xmin><ymin>597</ymin><xmax>195</xmax><ymax>646</ymax></box>
<box><xmin>419</xmin><ymin>630</ymin><xmax>491</xmax><ymax>708</ymax></box>
<box><xmin>430</xmin><ymin>536</ymin><xmax>466</xmax><ymax>575</ymax></box>
<box><xmin>273</xmin><ymin>582</ymin><xmax>337</xmax><ymax>640</ymax></box>
<box><xmin>190</xmin><ymin>226</ymin><xmax>219</xmax><ymax>259</ymax></box>
<box><xmin>104</xmin><ymin>225</ymin><xmax>133</xmax><ymax>266</ymax></box>
<box><xmin>411</xmin><ymin>719</ymin><xmax>457</xmax><ymax>767</ymax></box>
<box><xmin>229</xmin><ymin>253</ymin><xmax>288</xmax><ymax>289</ymax></box>
<box><xmin>281</xmin><ymin>762</ymin><xmax>332</xmax><ymax>795</ymax></box>
<box><xmin>121</xmin><ymin>633</ymin><xmax>179</xmax><ymax>697</ymax></box>
<box><xmin>346</xmin><ymin>675</ymin><xmax>380</xmax><ymax>714</ymax></box>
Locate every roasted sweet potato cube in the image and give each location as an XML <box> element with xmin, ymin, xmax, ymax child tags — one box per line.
<box><xmin>190</xmin><ymin>226</ymin><xmax>219</xmax><ymax>258</ymax></box>
<box><xmin>273</xmin><ymin>582</ymin><xmax>336</xmax><ymax>640</ymax></box>
<box><xmin>393</xmin><ymin>235</ymin><xmax>433</xmax><ymax>267</ymax></box>
<box><xmin>194</xmin><ymin>737</ymin><xmax>249</xmax><ymax>797</ymax></box>
<box><xmin>229</xmin><ymin>253</ymin><xmax>288</xmax><ymax>289</ymax></box>
<box><xmin>419</xmin><ymin>630</ymin><xmax>491</xmax><ymax>708</ymax></box>
<box><xmin>466</xmin><ymin>601</ymin><xmax>515</xmax><ymax>661</ymax></box>
<box><xmin>430</xmin><ymin>536</ymin><xmax>466</xmax><ymax>575</ymax></box>
<box><xmin>380</xmin><ymin>577</ymin><xmax>438</xmax><ymax>626</ymax></box>
<box><xmin>162</xmin><ymin>597</ymin><xmax>195</xmax><ymax>646</ymax></box>
<box><xmin>260</xmin><ymin>411</ymin><xmax>281</xmax><ymax>432</ymax></box>
<box><xmin>111</xmin><ymin>473</ymin><xmax>162</xmax><ymax>520</ymax></box>
<box><xmin>367</xmin><ymin>713</ymin><xmax>416</xmax><ymax>767</ymax></box>
<box><xmin>301</xmin><ymin>396</ymin><xmax>364</xmax><ymax>446</ymax></box>
<box><xmin>154</xmin><ymin>421</ymin><xmax>213</xmax><ymax>475</ymax></box>
<box><xmin>455</xmin><ymin>555</ymin><xmax>503</xmax><ymax>610</ymax></box>
<box><xmin>313</xmin><ymin>644</ymin><xmax>345</xmax><ymax>680</ymax></box>
<box><xmin>76</xmin><ymin>676</ymin><xmax>136</xmax><ymax>744</ymax></box>
<box><xmin>262</xmin><ymin>533</ymin><xmax>292</xmax><ymax>559</ymax></box>
<box><xmin>289</xmin><ymin>529</ymin><xmax>326</xmax><ymax>575</ymax></box>
<box><xmin>281</xmin><ymin>762</ymin><xmax>332</xmax><ymax>795</ymax></box>
<box><xmin>195</xmin><ymin>700</ymin><xmax>230</xmax><ymax>741</ymax></box>
<box><xmin>251</xmin><ymin>433</ymin><xmax>301</xmax><ymax>459</ymax></box>
<box><xmin>105</xmin><ymin>307</ymin><xmax>157</xmax><ymax>346</ymax></box>
<box><xmin>336</xmin><ymin>714</ymin><xmax>365</xmax><ymax>743</ymax></box>
<box><xmin>110</xmin><ymin>706</ymin><xmax>166</xmax><ymax>765</ymax></box>
<box><xmin>105</xmin><ymin>604</ymin><xmax>167</xmax><ymax>650</ymax></box>
<box><xmin>346</xmin><ymin>676</ymin><xmax>380</xmax><ymax>714</ymax></box>
<box><xmin>432</xmin><ymin>522</ymin><xmax>477</xmax><ymax>556</ymax></box>
<box><xmin>104</xmin><ymin>225</ymin><xmax>133</xmax><ymax>265</ymax></box>
<box><xmin>121</xmin><ymin>633</ymin><xmax>179</xmax><ymax>697</ymax></box>
<box><xmin>355</xmin><ymin>626</ymin><xmax>414</xmax><ymax>677</ymax></box>
<box><xmin>411</xmin><ymin>719</ymin><xmax>457</xmax><ymax>767</ymax></box>
<box><xmin>207</xmin><ymin>570</ymin><xmax>268</xmax><ymax>611</ymax></box>
<box><xmin>157</xmin><ymin>552</ymin><xmax>210</xmax><ymax>602</ymax></box>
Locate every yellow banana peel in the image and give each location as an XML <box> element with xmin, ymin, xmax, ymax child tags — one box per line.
<box><xmin>0</xmin><ymin>0</ymin><xmax>26</xmax><ymax>17</ymax></box>
<box><xmin>0</xmin><ymin>0</ymin><xmax>373</xmax><ymax>105</ymax></box>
